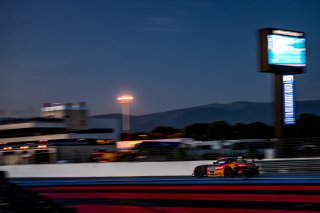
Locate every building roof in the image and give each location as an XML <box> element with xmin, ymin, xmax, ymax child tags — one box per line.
<box><xmin>0</xmin><ymin>118</ymin><xmax>65</xmax><ymax>131</ymax></box>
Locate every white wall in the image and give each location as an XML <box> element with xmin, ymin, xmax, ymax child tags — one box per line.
<box><xmin>4</xmin><ymin>158</ymin><xmax>319</xmax><ymax>178</ymax></box>
<box><xmin>0</xmin><ymin>160</ymin><xmax>213</xmax><ymax>178</ymax></box>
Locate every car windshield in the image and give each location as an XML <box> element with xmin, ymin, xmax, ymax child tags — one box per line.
<box><xmin>215</xmin><ymin>160</ymin><xmax>226</xmax><ymax>165</ymax></box>
<box><xmin>237</xmin><ymin>159</ymin><xmax>246</xmax><ymax>163</ymax></box>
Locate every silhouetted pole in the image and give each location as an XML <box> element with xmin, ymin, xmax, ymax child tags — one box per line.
<box><xmin>274</xmin><ymin>73</ymin><xmax>284</xmax><ymax>157</ymax></box>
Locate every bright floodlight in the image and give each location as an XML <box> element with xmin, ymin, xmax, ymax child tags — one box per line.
<box><xmin>117</xmin><ymin>95</ymin><xmax>134</xmax><ymax>104</ymax></box>
<box><xmin>117</xmin><ymin>95</ymin><xmax>134</xmax><ymax>133</ymax></box>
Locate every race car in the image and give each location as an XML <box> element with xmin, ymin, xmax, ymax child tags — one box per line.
<box><xmin>192</xmin><ymin>156</ymin><xmax>259</xmax><ymax>177</ymax></box>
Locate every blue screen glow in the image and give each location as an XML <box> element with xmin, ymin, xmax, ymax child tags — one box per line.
<box><xmin>283</xmin><ymin>75</ymin><xmax>295</xmax><ymax>125</ymax></box>
<box><xmin>268</xmin><ymin>35</ymin><xmax>306</xmax><ymax>67</ymax></box>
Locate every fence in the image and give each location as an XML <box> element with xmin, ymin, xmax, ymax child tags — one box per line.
<box><xmin>116</xmin><ymin>137</ymin><xmax>320</xmax><ymax>162</ymax></box>
<box><xmin>257</xmin><ymin>157</ymin><xmax>320</xmax><ymax>174</ymax></box>
<box><xmin>0</xmin><ymin>137</ymin><xmax>319</xmax><ymax>165</ymax></box>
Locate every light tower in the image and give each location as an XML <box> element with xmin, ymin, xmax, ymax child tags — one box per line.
<box><xmin>117</xmin><ymin>95</ymin><xmax>134</xmax><ymax>136</ymax></box>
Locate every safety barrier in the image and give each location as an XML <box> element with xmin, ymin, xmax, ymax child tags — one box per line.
<box><xmin>1</xmin><ymin>158</ymin><xmax>320</xmax><ymax>178</ymax></box>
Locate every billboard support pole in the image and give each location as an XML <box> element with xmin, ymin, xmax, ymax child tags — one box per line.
<box><xmin>274</xmin><ymin>73</ymin><xmax>284</xmax><ymax>157</ymax></box>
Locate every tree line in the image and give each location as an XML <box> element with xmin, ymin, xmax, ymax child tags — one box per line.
<box><xmin>130</xmin><ymin>113</ymin><xmax>320</xmax><ymax>141</ymax></box>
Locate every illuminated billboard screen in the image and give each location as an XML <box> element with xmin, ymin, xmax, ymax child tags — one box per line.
<box><xmin>268</xmin><ymin>35</ymin><xmax>306</xmax><ymax>67</ymax></box>
<box><xmin>283</xmin><ymin>75</ymin><xmax>295</xmax><ymax>125</ymax></box>
<box><xmin>259</xmin><ymin>28</ymin><xmax>306</xmax><ymax>74</ymax></box>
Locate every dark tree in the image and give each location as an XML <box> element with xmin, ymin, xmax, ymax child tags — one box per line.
<box><xmin>151</xmin><ymin>126</ymin><xmax>181</xmax><ymax>135</ymax></box>
<box><xmin>205</xmin><ymin>121</ymin><xmax>232</xmax><ymax>140</ymax></box>
<box><xmin>296</xmin><ymin>114</ymin><xmax>320</xmax><ymax>137</ymax></box>
<box><xmin>243</xmin><ymin>122</ymin><xmax>273</xmax><ymax>139</ymax></box>
<box><xmin>184</xmin><ymin>123</ymin><xmax>209</xmax><ymax>140</ymax></box>
<box><xmin>233</xmin><ymin>123</ymin><xmax>246</xmax><ymax>139</ymax></box>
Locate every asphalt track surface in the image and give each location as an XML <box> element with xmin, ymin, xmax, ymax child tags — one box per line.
<box><xmin>9</xmin><ymin>175</ymin><xmax>320</xmax><ymax>213</ymax></box>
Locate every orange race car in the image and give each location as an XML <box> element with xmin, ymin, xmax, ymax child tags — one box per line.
<box><xmin>192</xmin><ymin>156</ymin><xmax>259</xmax><ymax>177</ymax></box>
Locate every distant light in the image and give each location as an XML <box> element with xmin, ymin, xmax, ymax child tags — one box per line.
<box><xmin>39</xmin><ymin>140</ymin><xmax>48</xmax><ymax>143</ymax></box>
<box><xmin>117</xmin><ymin>95</ymin><xmax>134</xmax><ymax>104</ymax></box>
<box><xmin>20</xmin><ymin>146</ymin><xmax>29</xmax><ymax>150</ymax></box>
<box><xmin>116</xmin><ymin>140</ymin><xmax>143</xmax><ymax>150</ymax></box>
<box><xmin>96</xmin><ymin>139</ymin><xmax>113</xmax><ymax>144</ymax></box>
<box><xmin>3</xmin><ymin>147</ymin><xmax>12</xmax><ymax>150</ymax></box>
<box><xmin>38</xmin><ymin>145</ymin><xmax>47</xmax><ymax>148</ymax></box>
<box><xmin>138</xmin><ymin>134</ymin><xmax>148</xmax><ymax>138</ymax></box>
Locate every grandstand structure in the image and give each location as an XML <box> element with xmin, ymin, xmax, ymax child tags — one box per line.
<box><xmin>0</xmin><ymin>102</ymin><xmax>120</xmax><ymax>165</ymax></box>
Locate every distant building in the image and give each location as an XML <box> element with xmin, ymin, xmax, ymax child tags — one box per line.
<box><xmin>0</xmin><ymin>102</ymin><xmax>120</xmax><ymax>165</ymax></box>
<box><xmin>41</xmin><ymin>102</ymin><xmax>88</xmax><ymax>130</ymax></box>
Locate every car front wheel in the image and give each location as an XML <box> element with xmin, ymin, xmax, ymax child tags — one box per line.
<box><xmin>195</xmin><ymin>168</ymin><xmax>204</xmax><ymax>177</ymax></box>
<box><xmin>224</xmin><ymin>167</ymin><xmax>233</xmax><ymax>177</ymax></box>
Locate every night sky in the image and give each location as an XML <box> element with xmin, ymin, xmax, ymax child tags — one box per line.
<box><xmin>1</xmin><ymin>0</ymin><xmax>320</xmax><ymax>117</ymax></box>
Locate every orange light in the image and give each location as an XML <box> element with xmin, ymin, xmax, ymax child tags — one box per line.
<box><xmin>117</xmin><ymin>95</ymin><xmax>134</xmax><ymax>104</ymax></box>
<box><xmin>20</xmin><ymin>146</ymin><xmax>29</xmax><ymax>150</ymax></box>
<box><xmin>96</xmin><ymin>140</ymin><xmax>113</xmax><ymax>144</ymax></box>
<box><xmin>38</xmin><ymin>145</ymin><xmax>47</xmax><ymax>148</ymax></box>
<box><xmin>116</xmin><ymin>140</ymin><xmax>143</xmax><ymax>149</ymax></box>
<box><xmin>3</xmin><ymin>147</ymin><xmax>12</xmax><ymax>150</ymax></box>
<box><xmin>39</xmin><ymin>140</ymin><xmax>48</xmax><ymax>142</ymax></box>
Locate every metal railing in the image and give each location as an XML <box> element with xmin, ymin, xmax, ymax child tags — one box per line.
<box><xmin>257</xmin><ymin>157</ymin><xmax>320</xmax><ymax>174</ymax></box>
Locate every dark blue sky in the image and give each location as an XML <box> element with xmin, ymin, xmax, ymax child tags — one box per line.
<box><xmin>1</xmin><ymin>0</ymin><xmax>320</xmax><ymax>117</ymax></box>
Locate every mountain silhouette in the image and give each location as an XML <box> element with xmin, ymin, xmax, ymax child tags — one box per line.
<box><xmin>94</xmin><ymin>100</ymin><xmax>320</xmax><ymax>132</ymax></box>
